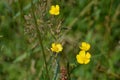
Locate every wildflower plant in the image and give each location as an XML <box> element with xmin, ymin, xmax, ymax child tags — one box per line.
<box><xmin>22</xmin><ymin>0</ymin><xmax>93</xmax><ymax>79</ymax></box>
<box><xmin>1</xmin><ymin>0</ymin><xmax>119</xmax><ymax>80</ymax></box>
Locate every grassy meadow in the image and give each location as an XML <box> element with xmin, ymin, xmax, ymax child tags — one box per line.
<box><xmin>0</xmin><ymin>0</ymin><xmax>120</xmax><ymax>80</ymax></box>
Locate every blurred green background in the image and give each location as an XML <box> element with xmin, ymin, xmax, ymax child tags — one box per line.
<box><xmin>0</xmin><ymin>0</ymin><xmax>120</xmax><ymax>80</ymax></box>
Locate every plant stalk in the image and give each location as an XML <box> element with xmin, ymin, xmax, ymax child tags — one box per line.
<box><xmin>31</xmin><ymin>0</ymin><xmax>50</xmax><ymax>80</ymax></box>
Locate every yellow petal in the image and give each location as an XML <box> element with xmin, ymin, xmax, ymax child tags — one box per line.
<box><xmin>86</xmin><ymin>43</ymin><xmax>90</xmax><ymax>50</ymax></box>
<box><xmin>76</xmin><ymin>54</ymin><xmax>84</xmax><ymax>64</ymax></box>
<box><xmin>49</xmin><ymin>6</ymin><xmax>55</xmax><ymax>15</ymax></box>
<box><xmin>51</xmin><ymin>48</ymin><xmax>54</xmax><ymax>51</ymax></box>
<box><xmin>51</xmin><ymin>6</ymin><xmax>55</xmax><ymax>9</ymax></box>
<box><xmin>57</xmin><ymin>44</ymin><xmax>63</xmax><ymax>51</ymax></box>
<box><xmin>82</xmin><ymin>42</ymin><xmax>86</xmax><ymax>46</ymax></box>
<box><xmin>86</xmin><ymin>52</ymin><xmax>91</xmax><ymax>58</ymax></box>
<box><xmin>84</xmin><ymin>59</ymin><xmax>90</xmax><ymax>64</ymax></box>
<box><xmin>52</xmin><ymin>43</ymin><xmax>55</xmax><ymax>47</ymax></box>
<box><xmin>54</xmin><ymin>12</ymin><xmax>59</xmax><ymax>15</ymax></box>
<box><xmin>79</xmin><ymin>42</ymin><xmax>86</xmax><ymax>50</ymax></box>
<box><xmin>56</xmin><ymin>5</ymin><xmax>59</xmax><ymax>10</ymax></box>
<box><xmin>49</xmin><ymin>10</ymin><xmax>53</xmax><ymax>14</ymax></box>
<box><xmin>79</xmin><ymin>51</ymin><xmax>85</xmax><ymax>57</ymax></box>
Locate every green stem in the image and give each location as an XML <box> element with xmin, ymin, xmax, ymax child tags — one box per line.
<box><xmin>53</xmin><ymin>54</ymin><xmax>60</xmax><ymax>80</ymax></box>
<box><xmin>67</xmin><ymin>62</ymin><xmax>71</xmax><ymax>80</ymax></box>
<box><xmin>31</xmin><ymin>0</ymin><xmax>50</xmax><ymax>80</ymax></box>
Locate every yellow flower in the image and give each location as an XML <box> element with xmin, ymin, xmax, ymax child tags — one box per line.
<box><xmin>80</xmin><ymin>42</ymin><xmax>90</xmax><ymax>51</ymax></box>
<box><xmin>51</xmin><ymin>43</ymin><xmax>63</xmax><ymax>53</ymax></box>
<box><xmin>76</xmin><ymin>51</ymin><xmax>91</xmax><ymax>64</ymax></box>
<box><xmin>49</xmin><ymin>5</ymin><xmax>60</xmax><ymax>15</ymax></box>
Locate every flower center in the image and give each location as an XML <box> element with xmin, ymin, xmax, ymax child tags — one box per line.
<box><xmin>54</xmin><ymin>9</ymin><xmax>58</xmax><ymax>13</ymax></box>
<box><xmin>54</xmin><ymin>46</ymin><xmax>59</xmax><ymax>51</ymax></box>
<box><xmin>82</xmin><ymin>56</ymin><xmax>88</xmax><ymax>62</ymax></box>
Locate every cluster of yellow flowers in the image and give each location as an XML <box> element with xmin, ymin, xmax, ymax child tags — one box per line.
<box><xmin>50</xmin><ymin>42</ymin><xmax>91</xmax><ymax>64</ymax></box>
<box><xmin>76</xmin><ymin>42</ymin><xmax>91</xmax><ymax>64</ymax></box>
<box><xmin>49</xmin><ymin>5</ymin><xmax>91</xmax><ymax>65</ymax></box>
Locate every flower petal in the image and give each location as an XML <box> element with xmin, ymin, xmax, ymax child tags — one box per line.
<box><xmin>52</xmin><ymin>43</ymin><xmax>55</xmax><ymax>47</ymax></box>
<box><xmin>56</xmin><ymin>5</ymin><xmax>59</xmax><ymax>10</ymax></box>
<box><xmin>86</xmin><ymin>52</ymin><xmax>91</xmax><ymax>58</ymax></box>
<box><xmin>76</xmin><ymin>54</ymin><xmax>84</xmax><ymax>64</ymax></box>
<box><xmin>84</xmin><ymin>59</ymin><xmax>90</xmax><ymax>64</ymax></box>
<box><xmin>51</xmin><ymin>6</ymin><xmax>55</xmax><ymax>9</ymax></box>
<box><xmin>54</xmin><ymin>12</ymin><xmax>59</xmax><ymax>15</ymax></box>
<box><xmin>57</xmin><ymin>44</ymin><xmax>63</xmax><ymax>51</ymax></box>
<box><xmin>86</xmin><ymin>43</ymin><xmax>90</xmax><ymax>50</ymax></box>
<box><xmin>79</xmin><ymin>51</ymin><xmax>85</xmax><ymax>57</ymax></box>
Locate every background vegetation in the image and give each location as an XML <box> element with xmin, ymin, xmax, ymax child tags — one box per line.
<box><xmin>0</xmin><ymin>0</ymin><xmax>120</xmax><ymax>80</ymax></box>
